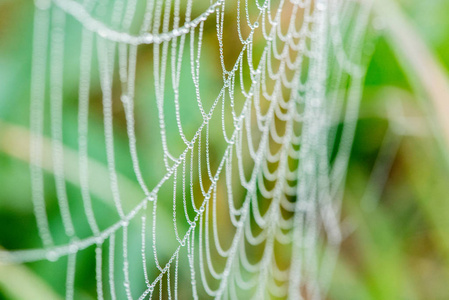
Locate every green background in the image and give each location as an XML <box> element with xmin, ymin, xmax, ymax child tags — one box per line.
<box><xmin>0</xmin><ymin>0</ymin><xmax>449</xmax><ymax>299</ymax></box>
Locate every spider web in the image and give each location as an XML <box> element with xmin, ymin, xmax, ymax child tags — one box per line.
<box><xmin>0</xmin><ymin>0</ymin><xmax>372</xmax><ymax>298</ymax></box>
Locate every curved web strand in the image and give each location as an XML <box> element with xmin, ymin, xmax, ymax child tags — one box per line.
<box><xmin>29</xmin><ymin>1</ymin><xmax>54</xmax><ymax>248</ymax></box>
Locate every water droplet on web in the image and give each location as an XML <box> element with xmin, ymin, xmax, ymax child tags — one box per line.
<box><xmin>121</xmin><ymin>94</ymin><xmax>129</xmax><ymax>104</ymax></box>
<box><xmin>46</xmin><ymin>250</ymin><xmax>59</xmax><ymax>262</ymax></box>
<box><xmin>69</xmin><ymin>244</ymin><xmax>78</xmax><ymax>253</ymax></box>
<box><xmin>316</xmin><ymin>1</ymin><xmax>326</xmax><ymax>11</ymax></box>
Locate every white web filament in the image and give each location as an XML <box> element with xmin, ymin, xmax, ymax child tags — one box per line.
<box><xmin>0</xmin><ymin>0</ymin><xmax>373</xmax><ymax>299</ymax></box>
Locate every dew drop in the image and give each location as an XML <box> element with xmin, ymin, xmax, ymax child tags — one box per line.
<box><xmin>46</xmin><ymin>250</ymin><xmax>59</xmax><ymax>262</ymax></box>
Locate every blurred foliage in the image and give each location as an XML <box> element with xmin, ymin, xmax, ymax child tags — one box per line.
<box><xmin>329</xmin><ymin>0</ymin><xmax>449</xmax><ymax>299</ymax></box>
<box><xmin>0</xmin><ymin>0</ymin><xmax>448</xmax><ymax>299</ymax></box>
